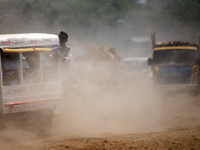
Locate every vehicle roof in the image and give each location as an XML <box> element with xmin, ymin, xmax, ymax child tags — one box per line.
<box><xmin>0</xmin><ymin>33</ymin><xmax>59</xmax><ymax>49</ymax></box>
<box><xmin>155</xmin><ymin>41</ymin><xmax>198</xmax><ymax>48</ymax></box>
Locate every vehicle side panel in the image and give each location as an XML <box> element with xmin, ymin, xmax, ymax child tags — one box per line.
<box><xmin>1</xmin><ymin>81</ymin><xmax>63</xmax><ymax>114</ymax></box>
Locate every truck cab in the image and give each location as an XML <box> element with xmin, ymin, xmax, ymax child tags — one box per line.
<box><xmin>149</xmin><ymin>39</ymin><xmax>200</xmax><ymax>96</ymax></box>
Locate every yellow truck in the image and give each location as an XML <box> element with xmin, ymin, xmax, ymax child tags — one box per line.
<box><xmin>148</xmin><ymin>34</ymin><xmax>200</xmax><ymax>95</ymax></box>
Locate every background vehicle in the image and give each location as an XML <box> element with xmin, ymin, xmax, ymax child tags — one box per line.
<box><xmin>121</xmin><ymin>57</ymin><xmax>152</xmax><ymax>78</ymax></box>
<box><xmin>73</xmin><ymin>47</ymin><xmax>120</xmax><ymax>88</ymax></box>
<box><xmin>148</xmin><ymin>33</ymin><xmax>200</xmax><ymax>96</ymax></box>
<box><xmin>0</xmin><ymin>33</ymin><xmax>64</xmax><ymax>137</ymax></box>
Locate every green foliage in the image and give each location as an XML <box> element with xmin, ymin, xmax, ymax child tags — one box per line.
<box><xmin>145</xmin><ymin>0</ymin><xmax>200</xmax><ymax>24</ymax></box>
<box><xmin>1</xmin><ymin>0</ymin><xmax>200</xmax><ymax>37</ymax></box>
<box><xmin>27</xmin><ymin>0</ymin><xmax>136</xmax><ymax>27</ymax></box>
<box><xmin>168</xmin><ymin>0</ymin><xmax>200</xmax><ymax>23</ymax></box>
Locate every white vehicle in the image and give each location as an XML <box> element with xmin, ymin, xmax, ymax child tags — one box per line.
<box><xmin>0</xmin><ymin>33</ymin><xmax>64</xmax><ymax>137</ymax></box>
<box><xmin>121</xmin><ymin>57</ymin><xmax>152</xmax><ymax>77</ymax></box>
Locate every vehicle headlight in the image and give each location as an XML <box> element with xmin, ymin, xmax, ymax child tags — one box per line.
<box><xmin>153</xmin><ymin>66</ymin><xmax>160</xmax><ymax>84</ymax></box>
<box><xmin>191</xmin><ymin>65</ymin><xmax>198</xmax><ymax>85</ymax></box>
<box><xmin>191</xmin><ymin>71</ymin><xmax>198</xmax><ymax>85</ymax></box>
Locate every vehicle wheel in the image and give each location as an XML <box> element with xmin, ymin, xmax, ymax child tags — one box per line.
<box><xmin>34</xmin><ymin>117</ymin><xmax>52</xmax><ymax>138</ymax></box>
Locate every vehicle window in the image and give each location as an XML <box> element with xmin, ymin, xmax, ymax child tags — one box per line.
<box><xmin>42</xmin><ymin>52</ymin><xmax>60</xmax><ymax>82</ymax></box>
<box><xmin>1</xmin><ymin>53</ymin><xmax>20</xmax><ymax>86</ymax></box>
<box><xmin>23</xmin><ymin>52</ymin><xmax>40</xmax><ymax>83</ymax></box>
<box><xmin>154</xmin><ymin>49</ymin><xmax>196</xmax><ymax>66</ymax></box>
<box><xmin>2</xmin><ymin>50</ymin><xmax>61</xmax><ymax>85</ymax></box>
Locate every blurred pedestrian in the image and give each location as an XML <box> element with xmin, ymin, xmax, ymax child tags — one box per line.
<box><xmin>52</xmin><ymin>31</ymin><xmax>72</xmax><ymax>84</ymax></box>
<box><xmin>52</xmin><ymin>31</ymin><xmax>72</xmax><ymax>62</ymax></box>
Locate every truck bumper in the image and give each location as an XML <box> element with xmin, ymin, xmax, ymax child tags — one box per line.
<box><xmin>153</xmin><ymin>85</ymin><xmax>199</xmax><ymax>95</ymax></box>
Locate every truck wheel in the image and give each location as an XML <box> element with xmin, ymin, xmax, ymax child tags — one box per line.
<box><xmin>34</xmin><ymin>117</ymin><xmax>52</xmax><ymax>138</ymax></box>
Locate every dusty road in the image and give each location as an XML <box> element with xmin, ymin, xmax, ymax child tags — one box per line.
<box><xmin>1</xmin><ymin>73</ymin><xmax>200</xmax><ymax>150</ymax></box>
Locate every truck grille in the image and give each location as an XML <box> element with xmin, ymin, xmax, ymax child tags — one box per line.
<box><xmin>159</xmin><ymin>67</ymin><xmax>192</xmax><ymax>85</ymax></box>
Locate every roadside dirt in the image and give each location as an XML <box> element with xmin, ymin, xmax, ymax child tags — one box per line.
<box><xmin>1</xmin><ymin>72</ymin><xmax>200</xmax><ymax>150</ymax></box>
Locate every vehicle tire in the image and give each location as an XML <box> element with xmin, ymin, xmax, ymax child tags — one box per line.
<box><xmin>34</xmin><ymin>117</ymin><xmax>52</xmax><ymax>138</ymax></box>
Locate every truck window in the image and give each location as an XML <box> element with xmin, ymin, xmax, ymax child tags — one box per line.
<box><xmin>154</xmin><ymin>49</ymin><xmax>196</xmax><ymax>66</ymax></box>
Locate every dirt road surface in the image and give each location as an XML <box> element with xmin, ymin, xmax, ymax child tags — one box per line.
<box><xmin>0</xmin><ymin>72</ymin><xmax>200</xmax><ymax>150</ymax></box>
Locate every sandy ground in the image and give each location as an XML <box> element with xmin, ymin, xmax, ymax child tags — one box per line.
<box><xmin>1</xmin><ymin>68</ymin><xmax>200</xmax><ymax>150</ymax></box>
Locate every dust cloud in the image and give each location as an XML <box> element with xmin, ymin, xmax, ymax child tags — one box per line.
<box><xmin>0</xmin><ymin>130</ymin><xmax>37</xmax><ymax>145</ymax></box>
<box><xmin>49</xmin><ymin>59</ymin><xmax>200</xmax><ymax>139</ymax></box>
<box><xmin>1</xmin><ymin>1</ymin><xmax>200</xmax><ymax>148</ymax></box>
<box><xmin>50</xmin><ymin>60</ymin><xmax>164</xmax><ymax>139</ymax></box>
